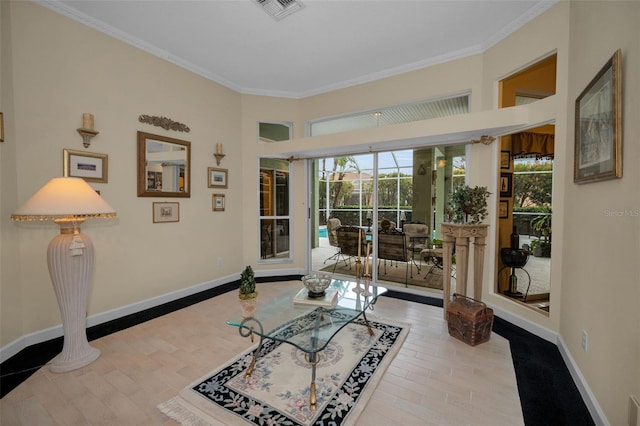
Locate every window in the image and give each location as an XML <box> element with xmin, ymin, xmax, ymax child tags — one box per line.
<box><xmin>309</xmin><ymin>95</ymin><xmax>469</xmax><ymax>136</ymax></box>
<box><xmin>259</xmin><ymin>158</ymin><xmax>291</xmax><ymax>261</ymax></box>
<box><xmin>258</xmin><ymin>122</ymin><xmax>292</xmax><ymax>143</ymax></box>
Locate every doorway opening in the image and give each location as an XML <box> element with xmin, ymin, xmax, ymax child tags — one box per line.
<box><xmin>497</xmin><ymin>54</ymin><xmax>556</xmax><ymax>313</ymax></box>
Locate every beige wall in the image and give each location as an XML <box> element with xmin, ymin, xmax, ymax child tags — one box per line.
<box><xmin>2</xmin><ymin>2</ymin><xmax>638</xmax><ymax>424</ymax></box>
<box><xmin>563</xmin><ymin>2</ymin><xmax>640</xmax><ymax>424</ymax></box>
<box><xmin>480</xmin><ymin>0</ymin><xmax>570</xmax><ymax>334</ymax></box>
<box><xmin>1</xmin><ymin>1</ymin><xmax>243</xmax><ymax>343</ymax></box>
<box><xmin>239</xmin><ymin>94</ymin><xmax>304</xmax><ymax>272</ymax></box>
<box><xmin>0</xmin><ymin>0</ymin><xmax>24</xmax><ymax>350</ymax></box>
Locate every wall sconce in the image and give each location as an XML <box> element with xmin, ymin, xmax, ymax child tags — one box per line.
<box><xmin>214</xmin><ymin>143</ymin><xmax>225</xmax><ymax>166</ymax></box>
<box><xmin>437</xmin><ymin>159</ymin><xmax>447</xmax><ymax>168</ymax></box>
<box><xmin>417</xmin><ymin>164</ymin><xmax>427</xmax><ymax>175</ymax></box>
<box><xmin>77</xmin><ymin>113</ymin><xmax>99</xmax><ymax>148</ymax></box>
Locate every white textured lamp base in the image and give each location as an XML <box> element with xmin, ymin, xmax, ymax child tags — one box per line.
<box><xmin>50</xmin><ymin>346</ymin><xmax>100</xmax><ymax>373</ymax></box>
<box><xmin>47</xmin><ymin>223</ymin><xmax>100</xmax><ymax>373</ymax></box>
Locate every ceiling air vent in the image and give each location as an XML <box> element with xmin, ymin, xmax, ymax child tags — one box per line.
<box><xmin>254</xmin><ymin>0</ymin><xmax>304</xmax><ymax>21</ymax></box>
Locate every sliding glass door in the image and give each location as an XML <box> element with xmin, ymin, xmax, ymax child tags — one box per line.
<box><xmin>310</xmin><ymin>145</ymin><xmax>466</xmax><ymax>293</ymax></box>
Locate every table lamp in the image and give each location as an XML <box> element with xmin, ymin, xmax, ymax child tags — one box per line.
<box><xmin>11</xmin><ymin>177</ymin><xmax>116</xmax><ymax>372</ymax></box>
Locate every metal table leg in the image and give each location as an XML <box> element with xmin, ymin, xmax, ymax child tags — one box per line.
<box><xmin>238</xmin><ymin>317</ymin><xmax>264</xmax><ymax>378</ymax></box>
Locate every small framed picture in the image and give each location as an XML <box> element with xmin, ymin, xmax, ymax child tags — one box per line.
<box><xmin>153</xmin><ymin>202</ymin><xmax>179</xmax><ymax>223</ymax></box>
<box><xmin>500</xmin><ymin>172</ymin><xmax>513</xmax><ymax>198</ymax></box>
<box><xmin>213</xmin><ymin>193</ymin><xmax>225</xmax><ymax>212</ymax></box>
<box><xmin>208</xmin><ymin>167</ymin><xmax>228</xmax><ymax>188</ymax></box>
<box><xmin>500</xmin><ymin>151</ymin><xmax>511</xmax><ymax>169</ymax></box>
<box><xmin>64</xmin><ymin>149</ymin><xmax>108</xmax><ymax>183</ymax></box>
<box><xmin>499</xmin><ymin>200</ymin><xmax>509</xmax><ymax>219</ymax></box>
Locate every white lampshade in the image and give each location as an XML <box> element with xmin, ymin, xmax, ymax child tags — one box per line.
<box><xmin>12</xmin><ymin>177</ymin><xmax>116</xmax><ymax>221</ymax></box>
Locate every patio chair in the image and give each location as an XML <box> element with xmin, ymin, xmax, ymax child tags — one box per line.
<box><xmin>377</xmin><ymin>230</ymin><xmax>412</xmax><ymax>284</ymax></box>
<box><xmin>324</xmin><ymin>218</ymin><xmax>349</xmax><ymax>266</ymax></box>
<box><xmin>403</xmin><ymin>222</ymin><xmax>429</xmax><ymax>273</ymax></box>
<box><xmin>333</xmin><ymin>226</ymin><xmax>366</xmax><ymax>273</ymax></box>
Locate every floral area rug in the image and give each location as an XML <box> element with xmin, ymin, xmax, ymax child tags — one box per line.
<box><xmin>158</xmin><ymin>315</ymin><xmax>409</xmax><ymax>425</ymax></box>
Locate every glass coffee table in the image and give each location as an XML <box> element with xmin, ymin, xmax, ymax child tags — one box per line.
<box><xmin>226</xmin><ymin>279</ymin><xmax>386</xmax><ymax>411</ymax></box>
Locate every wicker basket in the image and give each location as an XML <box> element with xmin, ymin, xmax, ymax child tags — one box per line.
<box><xmin>446</xmin><ymin>293</ymin><xmax>494</xmax><ymax>346</ymax></box>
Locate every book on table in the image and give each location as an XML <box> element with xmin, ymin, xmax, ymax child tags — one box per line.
<box><xmin>293</xmin><ymin>287</ymin><xmax>339</xmax><ymax>307</ymax></box>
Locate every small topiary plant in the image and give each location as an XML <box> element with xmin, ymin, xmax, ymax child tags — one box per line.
<box><xmin>447</xmin><ymin>185</ymin><xmax>491</xmax><ymax>224</ymax></box>
<box><xmin>239</xmin><ymin>265</ymin><xmax>258</xmax><ymax>299</ymax></box>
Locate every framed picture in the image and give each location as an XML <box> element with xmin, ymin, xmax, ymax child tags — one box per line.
<box><xmin>500</xmin><ymin>173</ymin><xmax>513</xmax><ymax>197</ymax></box>
<box><xmin>63</xmin><ymin>149</ymin><xmax>108</xmax><ymax>183</ymax></box>
<box><xmin>499</xmin><ymin>200</ymin><xmax>509</xmax><ymax>219</ymax></box>
<box><xmin>574</xmin><ymin>48</ymin><xmax>622</xmax><ymax>184</ymax></box>
<box><xmin>500</xmin><ymin>150</ymin><xmax>511</xmax><ymax>169</ymax></box>
<box><xmin>212</xmin><ymin>193</ymin><xmax>225</xmax><ymax>212</ymax></box>
<box><xmin>208</xmin><ymin>167</ymin><xmax>228</xmax><ymax>188</ymax></box>
<box><xmin>152</xmin><ymin>202</ymin><xmax>179</xmax><ymax>223</ymax></box>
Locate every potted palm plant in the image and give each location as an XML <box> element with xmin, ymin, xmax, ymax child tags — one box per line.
<box><xmin>239</xmin><ymin>265</ymin><xmax>258</xmax><ymax>317</ymax></box>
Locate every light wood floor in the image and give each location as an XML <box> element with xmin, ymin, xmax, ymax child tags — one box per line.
<box><xmin>1</xmin><ymin>281</ymin><xmax>523</xmax><ymax>425</ymax></box>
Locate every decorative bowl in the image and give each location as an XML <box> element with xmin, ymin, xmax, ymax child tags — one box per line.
<box><xmin>500</xmin><ymin>248</ymin><xmax>529</xmax><ymax>268</ymax></box>
<box><xmin>302</xmin><ymin>274</ymin><xmax>332</xmax><ymax>298</ymax></box>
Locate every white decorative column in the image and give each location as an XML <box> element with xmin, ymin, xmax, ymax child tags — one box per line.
<box><xmin>441</xmin><ymin>223</ymin><xmax>489</xmax><ymax>319</ymax></box>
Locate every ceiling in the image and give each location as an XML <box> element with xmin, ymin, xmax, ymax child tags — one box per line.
<box><xmin>42</xmin><ymin>0</ymin><xmax>557</xmax><ymax>99</ymax></box>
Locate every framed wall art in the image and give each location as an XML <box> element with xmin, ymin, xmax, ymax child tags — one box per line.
<box><xmin>500</xmin><ymin>151</ymin><xmax>511</xmax><ymax>169</ymax></box>
<box><xmin>500</xmin><ymin>173</ymin><xmax>513</xmax><ymax>197</ymax></box>
<box><xmin>63</xmin><ymin>149</ymin><xmax>108</xmax><ymax>183</ymax></box>
<box><xmin>574</xmin><ymin>48</ymin><xmax>622</xmax><ymax>184</ymax></box>
<box><xmin>212</xmin><ymin>193</ymin><xmax>225</xmax><ymax>212</ymax></box>
<box><xmin>152</xmin><ymin>202</ymin><xmax>180</xmax><ymax>223</ymax></box>
<box><xmin>208</xmin><ymin>167</ymin><xmax>228</xmax><ymax>188</ymax></box>
<box><xmin>499</xmin><ymin>200</ymin><xmax>509</xmax><ymax>219</ymax></box>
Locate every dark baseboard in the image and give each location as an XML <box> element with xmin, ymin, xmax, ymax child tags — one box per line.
<box><xmin>0</xmin><ymin>275</ymin><xmax>594</xmax><ymax>426</ymax></box>
<box><xmin>1</xmin><ymin>275</ymin><xmax>304</xmax><ymax>398</ymax></box>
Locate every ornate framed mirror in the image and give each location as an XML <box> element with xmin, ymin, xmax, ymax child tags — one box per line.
<box><xmin>137</xmin><ymin>131</ymin><xmax>191</xmax><ymax>197</ymax></box>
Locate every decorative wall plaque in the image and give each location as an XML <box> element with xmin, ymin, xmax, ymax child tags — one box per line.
<box><xmin>138</xmin><ymin>115</ymin><xmax>190</xmax><ymax>133</ymax></box>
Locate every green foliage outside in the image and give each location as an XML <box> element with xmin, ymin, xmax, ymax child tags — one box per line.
<box><xmin>511</xmin><ymin>161</ymin><xmax>553</xmax><ymax>247</ymax></box>
<box><xmin>375</xmin><ymin>173</ymin><xmax>413</xmax><ymax>206</ymax></box>
<box><xmin>513</xmin><ymin>162</ymin><xmax>552</xmax><ymax>211</ymax></box>
<box><xmin>327</xmin><ymin>156</ymin><xmax>359</xmax><ymax>208</ymax></box>
<box><xmin>319</xmin><ymin>155</ymin><xmax>415</xmax><ymax>221</ymax></box>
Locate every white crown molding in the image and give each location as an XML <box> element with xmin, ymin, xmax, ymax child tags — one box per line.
<box><xmin>287</xmin><ymin>45</ymin><xmax>485</xmax><ymax>99</ymax></box>
<box><xmin>35</xmin><ymin>0</ymin><xmax>245</xmax><ymax>93</ymax></box>
<box><xmin>34</xmin><ymin>0</ymin><xmax>559</xmax><ymax>100</ymax></box>
<box><xmin>481</xmin><ymin>0</ymin><xmax>559</xmax><ymax>51</ymax></box>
